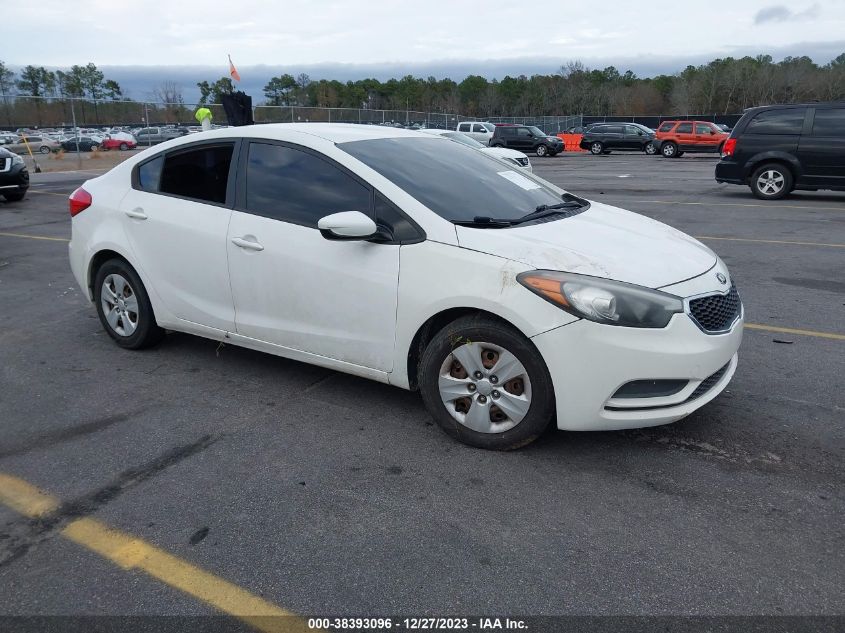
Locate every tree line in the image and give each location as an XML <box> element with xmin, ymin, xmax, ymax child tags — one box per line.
<box><xmin>250</xmin><ymin>54</ymin><xmax>845</xmax><ymax>116</ymax></box>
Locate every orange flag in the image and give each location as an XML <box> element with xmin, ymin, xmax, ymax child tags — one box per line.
<box><xmin>228</xmin><ymin>55</ymin><xmax>241</xmax><ymax>82</ymax></box>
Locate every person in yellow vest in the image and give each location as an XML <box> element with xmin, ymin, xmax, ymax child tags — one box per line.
<box><xmin>195</xmin><ymin>107</ymin><xmax>213</xmax><ymax>131</ymax></box>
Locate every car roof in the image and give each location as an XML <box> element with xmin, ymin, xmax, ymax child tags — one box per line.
<box><xmin>742</xmin><ymin>101</ymin><xmax>845</xmax><ymax>113</ymax></box>
<box><xmin>176</xmin><ymin>123</ymin><xmax>439</xmax><ymax>144</ymax></box>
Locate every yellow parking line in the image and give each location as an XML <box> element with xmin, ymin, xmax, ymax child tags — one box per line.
<box><xmin>0</xmin><ymin>231</ymin><xmax>69</xmax><ymax>242</ymax></box>
<box><xmin>24</xmin><ymin>189</ymin><xmax>70</xmax><ymax>197</ymax></box>
<box><xmin>746</xmin><ymin>323</ymin><xmax>845</xmax><ymax>341</ymax></box>
<box><xmin>0</xmin><ymin>473</ymin><xmax>306</xmax><ymax>633</ymax></box>
<box><xmin>696</xmin><ymin>236</ymin><xmax>845</xmax><ymax>248</ymax></box>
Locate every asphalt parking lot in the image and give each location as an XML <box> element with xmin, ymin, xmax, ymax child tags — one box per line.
<box><xmin>0</xmin><ymin>152</ymin><xmax>843</xmax><ymax>629</ymax></box>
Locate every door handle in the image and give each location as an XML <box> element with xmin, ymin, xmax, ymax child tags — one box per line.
<box><xmin>231</xmin><ymin>236</ymin><xmax>264</xmax><ymax>251</ymax></box>
<box><xmin>125</xmin><ymin>208</ymin><xmax>148</xmax><ymax>220</ymax></box>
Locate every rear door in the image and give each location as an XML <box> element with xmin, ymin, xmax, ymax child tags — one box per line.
<box><xmin>603</xmin><ymin>125</ymin><xmax>624</xmax><ymax>149</ymax></box>
<box><xmin>674</xmin><ymin>122</ymin><xmax>695</xmax><ymax>150</ymax></box>
<box><xmin>119</xmin><ymin>141</ymin><xmax>239</xmax><ymax>332</ymax></box>
<box><xmin>798</xmin><ymin>107</ymin><xmax>845</xmax><ymax>188</ymax></box>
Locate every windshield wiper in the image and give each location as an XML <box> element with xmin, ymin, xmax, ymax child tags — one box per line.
<box><xmin>452</xmin><ymin>194</ymin><xmax>590</xmax><ymax>229</ymax></box>
<box><xmin>453</xmin><ymin>216</ymin><xmax>514</xmax><ymax>228</ymax></box>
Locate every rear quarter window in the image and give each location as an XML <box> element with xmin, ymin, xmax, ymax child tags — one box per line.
<box><xmin>746</xmin><ymin>109</ymin><xmax>806</xmax><ymax>135</ymax></box>
<box><xmin>812</xmin><ymin>108</ymin><xmax>845</xmax><ymax>136</ymax></box>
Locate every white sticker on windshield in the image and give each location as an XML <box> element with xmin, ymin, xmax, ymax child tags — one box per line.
<box><xmin>497</xmin><ymin>170</ymin><xmax>541</xmax><ymax>190</ymax></box>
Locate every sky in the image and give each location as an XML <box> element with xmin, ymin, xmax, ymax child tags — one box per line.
<box><xmin>4</xmin><ymin>0</ymin><xmax>845</xmax><ymax>100</ymax></box>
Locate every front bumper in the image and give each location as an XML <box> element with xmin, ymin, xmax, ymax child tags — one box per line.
<box><xmin>532</xmin><ymin>309</ymin><xmax>743</xmax><ymax>431</ymax></box>
<box><xmin>0</xmin><ymin>162</ymin><xmax>30</xmax><ymax>193</ymax></box>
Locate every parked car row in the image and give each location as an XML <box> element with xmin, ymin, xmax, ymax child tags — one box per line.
<box><xmin>455</xmin><ymin>121</ymin><xmax>564</xmax><ymax>158</ymax></box>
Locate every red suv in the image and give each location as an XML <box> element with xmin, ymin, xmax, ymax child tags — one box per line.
<box><xmin>653</xmin><ymin>120</ymin><xmax>729</xmax><ymax>158</ymax></box>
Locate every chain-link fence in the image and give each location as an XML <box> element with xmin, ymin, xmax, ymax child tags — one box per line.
<box><xmin>1</xmin><ymin>95</ymin><xmax>743</xmax><ymax>134</ymax></box>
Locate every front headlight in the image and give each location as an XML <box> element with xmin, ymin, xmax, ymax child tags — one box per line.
<box><xmin>517</xmin><ymin>270</ymin><xmax>684</xmax><ymax>328</ymax></box>
<box><xmin>11</xmin><ymin>154</ymin><xmax>24</xmax><ymax>166</ymax></box>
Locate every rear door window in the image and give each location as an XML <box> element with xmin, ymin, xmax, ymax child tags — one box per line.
<box><xmin>746</xmin><ymin>109</ymin><xmax>806</xmax><ymax>134</ymax></box>
<box><xmin>811</xmin><ymin>108</ymin><xmax>845</xmax><ymax>136</ymax></box>
<box><xmin>158</xmin><ymin>144</ymin><xmax>234</xmax><ymax>204</ymax></box>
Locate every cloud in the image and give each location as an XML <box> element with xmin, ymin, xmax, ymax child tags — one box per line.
<box><xmin>754</xmin><ymin>3</ymin><xmax>820</xmax><ymax>25</ymax></box>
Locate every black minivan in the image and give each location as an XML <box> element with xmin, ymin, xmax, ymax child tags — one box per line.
<box><xmin>715</xmin><ymin>102</ymin><xmax>845</xmax><ymax>200</ymax></box>
<box><xmin>579</xmin><ymin>123</ymin><xmax>657</xmax><ymax>155</ymax></box>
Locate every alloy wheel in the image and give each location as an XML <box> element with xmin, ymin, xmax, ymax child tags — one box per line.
<box><xmin>756</xmin><ymin>170</ymin><xmax>785</xmax><ymax>196</ymax></box>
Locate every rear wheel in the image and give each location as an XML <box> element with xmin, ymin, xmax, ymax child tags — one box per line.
<box><xmin>418</xmin><ymin>315</ymin><xmax>555</xmax><ymax>450</ymax></box>
<box><xmin>589</xmin><ymin>141</ymin><xmax>604</xmax><ymax>155</ymax></box>
<box><xmin>661</xmin><ymin>141</ymin><xmax>678</xmax><ymax>158</ymax></box>
<box><xmin>39</xmin><ymin>145</ymin><xmax>50</xmax><ymax>154</ymax></box>
<box><xmin>119</xmin><ymin>143</ymin><xmax>128</xmax><ymax>150</ymax></box>
<box><xmin>94</xmin><ymin>259</ymin><xmax>164</xmax><ymax>349</ymax></box>
<box><xmin>750</xmin><ymin>163</ymin><xmax>792</xmax><ymax>200</ymax></box>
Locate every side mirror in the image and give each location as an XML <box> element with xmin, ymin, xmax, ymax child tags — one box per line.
<box><xmin>318</xmin><ymin>211</ymin><xmax>378</xmax><ymax>241</ymax></box>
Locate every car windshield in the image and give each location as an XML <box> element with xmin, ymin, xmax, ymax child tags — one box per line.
<box><xmin>339</xmin><ymin>137</ymin><xmax>567</xmax><ymax>223</ymax></box>
<box><xmin>528</xmin><ymin>126</ymin><xmax>546</xmax><ymax>137</ymax></box>
<box><xmin>441</xmin><ymin>132</ymin><xmax>485</xmax><ymax>149</ymax></box>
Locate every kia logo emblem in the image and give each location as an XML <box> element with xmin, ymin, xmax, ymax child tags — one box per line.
<box><xmin>716</xmin><ymin>273</ymin><xmax>727</xmax><ymax>284</ymax></box>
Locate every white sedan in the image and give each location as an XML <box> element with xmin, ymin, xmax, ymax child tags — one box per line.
<box><xmin>421</xmin><ymin>128</ymin><xmax>532</xmax><ymax>172</ymax></box>
<box><xmin>68</xmin><ymin>124</ymin><xmax>742</xmax><ymax>450</ymax></box>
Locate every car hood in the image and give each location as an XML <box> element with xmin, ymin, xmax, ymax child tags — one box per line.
<box><xmin>454</xmin><ymin>200</ymin><xmax>716</xmax><ymax>289</ymax></box>
<box><xmin>482</xmin><ymin>147</ymin><xmax>528</xmax><ymax>160</ymax></box>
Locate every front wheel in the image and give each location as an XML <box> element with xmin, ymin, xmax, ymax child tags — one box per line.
<box><xmin>589</xmin><ymin>141</ymin><xmax>604</xmax><ymax>155</ymax></box>
<box><xmin>644</xmin><ymin>143</ymin><xmax>657</xmax><ymax>155</ymax></box>
<box><xmin>418</xmin><ymin>315</ymin><xmax>555</xmax><ymax>450</ymax></box>
<box><xmin>39</xmin><ymin>146</ymin><xmax>50</xmax><ymax>154</ymax></box>
<box><xmin>2</xmin><ymin>191</ymin><xmax>26</xmax><ymax>202</ymax></box>
<box><xmin>94</xmin><ymin>259</ymin><xmax>164</xmax><ymax>349</ymax></box>
<box><xmin>536</xmin><ymin>144</ymin><xmax>548</xmax><ymax>157</ymax></box>
<box><xmin>119</xmin><ymin>143</ymin><xmax>128</xmax><ymax>150</ymax></box>
<box><xmin>750</xmin><ymin>163</ymin><xmax>792</xmax><ymax>200</ymax></box>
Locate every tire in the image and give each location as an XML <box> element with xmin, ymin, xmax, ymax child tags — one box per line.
<box><xmin>750</xmin><ymin>163</ymin><xmax>793</xmax><ymax>200</ymax></box>
<box><xmin>644</xmin><ymin>142</ymin><xmax>657</xmax><ymax>155</ymax></box>
<box><xmin>119</xmin><ymin>143</ymin><xmax>128</xmax><ymax>151</ymax></box>
<box><xmin>589</xmin><ymin>141</ymin><xmax>604</xmax><ymax>155</ymax></box>
<box><xmin>418</xmin><ymin>315</ymin><xmax>555</xmax><ymax>450</ymax></box>
<box><xmin>39</xmin><ymin>145</ymin><xmax>51</xmax><ymax>154</ymax></box>
<box><xmin>536</xmin><ymin>144</ymin><xmax>548</xmax><ymax>157</ymax></box>
<box><xmin>2</xmin><ymin>191</ymin><xmax>25</xmax><ymax>202</ymax></box>
<box><xmin>676</xmin><ymin>151</ymin><xmax>685</xmax><ymax>157</ymax></box>
<box><xmin>94</xmin><ymin>258</ymin><xmax>165</xmax><ymax>349</ymax></box>
<box><xmin>661</xmin><ymin>141</ymin><xmax>678</xmax><ymax>158</ymax></box>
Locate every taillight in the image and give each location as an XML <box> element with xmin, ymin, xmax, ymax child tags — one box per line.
<box><xmin>722</xmin><ymin>138</ymin><xmax>737</xmax><ymax>157</ymax></box>
<box><xmin>69</xmin><ymin>187</ymin><xmax>92</xmax><ymax>217</ymax></box>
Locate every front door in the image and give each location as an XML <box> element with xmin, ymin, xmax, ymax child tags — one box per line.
<box><xmin>119</xmin><ymin>142</ymin><xmax>238</xmax><ymax>332</ymax></box>
<box><xmin>226</xmin><ymin>140</ymin><xmax>400</xmax><ymax>371</ymax></box>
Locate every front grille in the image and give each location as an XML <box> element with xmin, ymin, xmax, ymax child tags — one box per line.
<box><xmin>689</xmin><ymin>282</ymin><xmax>741</xmax><ymax>333</ymax></box>
<box><xmin>516</xmin><ymin>157</ymin><xmax>529</xmax><ymax>166</ymax></box>
<box><xmin>685</xmin><ymin>361</ymin><xmax>731</xmax><ymax>402</ymax></box>
<box><xmin>0</xmin><ymin>157</ymin><xmax>9</xmax><ymax>173</ymax></box>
